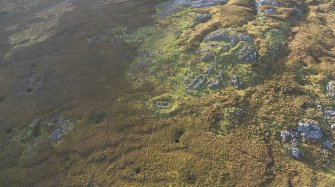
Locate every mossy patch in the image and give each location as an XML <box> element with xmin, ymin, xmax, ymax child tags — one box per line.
<box><xmin>5</xmin><ymin>1</ymin><xmax>74</xmax><ymax>60</ymax></box>
<box><xmin>260</xmin><ymin>28</ymin><xmax>287</xmax><ymax>63</ymax></box>
<box><xmin>87</xmin><ymin>112</ymin><xmax>107</xmax><ymax>124</ymax></box>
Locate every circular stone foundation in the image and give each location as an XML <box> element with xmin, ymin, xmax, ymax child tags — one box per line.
<box><xmin>149</xmin><ymin>94</ymin><xmax>179</xmax><ymax>116</ymax></box>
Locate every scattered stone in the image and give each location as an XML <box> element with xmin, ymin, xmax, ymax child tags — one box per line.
<box><xmin>264</xmin><ymin>8</ymin><xmax>277</xmax><ymax>14</ymax></box>
<box><xmin>216</xmin><ymin>71</ymin><xmax>224</xmax><ymax>80</ymax></box>
<box><xmin>280</xmin><ymin>130</ymin><xmax>291</xmax><ymax>141</ymax></box>
<box><xmin>323</xmin><ymin>140</ymin><xmax>333</xmax><ymax>150</ymax></box>
<box><xmin>138</xmin><ymin>61</ymin><xmax>150</xmax><ymax>69</ymax></box>
<box><xmin>291</xmin><ymin>137</ymin><xmax>299</xmax><ymax>147</ymax></box>
<box><xmin>204</xmin><ymin>29</ymin><xmax>252</xmax><ymax>45</ymax></box>
<box><xmin>238</xmin><ymin>34</ymin><xmax>252</xmax><ymax>42</ymax></box>
<box><xmin>301</xmin><ymin>131</ymin><xmax>323</xmax><ymax>140</ymax></box>
<box><xmin>326</xmin><ymin>80</ymin><xmax>335</xmax><ymax>97</ymax></box>
<box><xmin>187</xmin><ymin>78</ymin><xmax>197</xmax><ymax>89</ymax></box>
<box><xmin>256</xmin><ymin>0</ymin><xmax>280</xmax><ymax>11</ymax></box>
<box><xmin>281</xmin><ymin>119</ymin><xmax>331</xmax><ymax>159</ymax></box>
<box><xmin>297</xmin><ymin>120</ymin><xmax>322</xmax><ymax>140</ymax></box>
<box><xmin>193</xmin><ymin>76</ymin><xmax>206</xmax><ymax>89</ymax></box>
<box><xmin>50</xmin><ymin>119</ymin><xmax>73</xmax><ymax>142</ymax></box>
<box><xmin>203</xmin><ymin>29</ymin><xmax>231</xmax><ymax>43</ymax></box>
<box><xmin>51</xmin><ymin>128</ymin><xmax>67</xmax><ymax>142</ymax></box>
<box><xmin>160</xmin><ymin>0</ymin><xmax>227</xmax><ymax>16</ymax></box>
<box><xmin>331</xmin><ymin>124</ymin><xmax>335</xmax><ymax>130</ymax></box>
<box><xmin>315</xmin><ymin>100</ymin><xmax>324</xmax><ymax>111</ymax></box>
<box><xmin>197</xmin><ymin>47</ymin><xmax>218</xmax><ymax>62</ymax></box>
<box><xmin>189</xmin><ymin>0</ymin><xmax>227</xmax><ymax>8</ymax></box>
<box><xmin>208</xmin><ymin>79</ymin><xmax>220</xmax><ymax>89</ymax></box>
<box><xmin>230</xmin><ymin>74</ymin><xmax>240</xmax><ymax>88</ymax></box>
<box><xmin>323</xmin><ymin>109</ymin><xmax>335</xmax><ymax>121</ymax></box>
<box><xmin>236</xmin><ymin>45</ymin><xmax>258</xmax><ymax>62</ymax></box>
<box><xmin>287</xmin><ymin>5</ymin><xmax>303</xmax><ymax>15</ymax></box>
<box><xmin>86</xmin><ymin>37</ymin><xmax>101</xmax><ymax>45</ymax></box>
<box><xmin>324</xmin><ymin>110</ymin><xmax>335</xmax><ymax>116</ymax></box>
<box><xmin>204</xmin><ymin>66</ymin><xmax>212</xmax><ymax>74</ymax></box>
<box><xmin>138</xmin><ymin>50</ymin><xmax>153</xmax><ymax>58</ymax></box>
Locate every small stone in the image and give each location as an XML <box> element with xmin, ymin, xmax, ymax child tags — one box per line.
<box><xmin>291</xmin><ymin>147</ymin><xmax>300</xmax><ymax>159</ymax></box>
<box><xmin>280</xmin><ymin>130</ymin><xmax>291</xmax><ymax>141</ymax></box>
